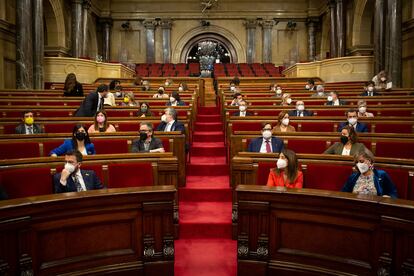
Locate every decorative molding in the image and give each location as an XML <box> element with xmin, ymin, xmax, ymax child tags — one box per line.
<box><xmin>163</xmin><ymin>237</ymin><xmax>174</xmax><ymax>258</ymax></box>
<box><xmin>244</xmin><ymin>19</ymin><xmax>258</xmax><ymax>29</ymax></box>
<box><xmin>0</xmin><ymin>259</ymin><xmax>9</xmax><ymax>275</ymax></box>
<box><xmin>232</xmin><ymin>206</ymin><xmax>238</xmax><ymax>223</ymax></box>
<box><xmin>173</xmin><ymin>208</ymin><xmax>179</xmax><ymax>224</ymax></box>
<box><xmin>237</xmin><ymin>234</ymin><xmax>249</xmax><ymax>258</ymax></box>
<box><xmin>402</xmin><ymin>260</ymin><xmax>414</xmax><ymax>276</ymax></box>
<box><xmin>143</xmin><ymin>236</ymin><xmax>155</xmax><ymax>259</ymax></box>
<box><xmin>377</xmin><ymin>253</ymin><xmax>392</xmax><ymax>276</ymax></box>
<box><xmin>18</xmin><ymin>254</ymin><xmax>33</xmax><ymax>276</ymax></box>
<box><xmin>256</xmin><ymin>236</ymin><xmax>269</xmax><ymax>259</ymax></box>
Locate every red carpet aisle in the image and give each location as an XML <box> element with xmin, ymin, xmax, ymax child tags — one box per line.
<box><xmin>175</xmin><ymin>106</ymin><xmax>237</xmax><ymax>276</ymax></box>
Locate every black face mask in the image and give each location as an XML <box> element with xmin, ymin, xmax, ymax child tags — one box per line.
<box><xmin>76</xmin><ymin>132</ymin><xmax>86</xmax><ymax>141</ymax></box>
<box><xmin>139</xmin><ymin>132</ymin><xmax>148</xmax><ymax>141</ymax></box>
<box><xmin>340</xmin><ymin>136</ymin><xmax>348</xmax><ymax>145</ymax></box>
<box><xmin>141</xmin><ymin>107</ymin><xmax>148</xmax><ymax>112</ymax></box>
<box><xmin>158</xmin><ymin>90</ymin><xmax>164</xmax><ymax>94</ymax></box>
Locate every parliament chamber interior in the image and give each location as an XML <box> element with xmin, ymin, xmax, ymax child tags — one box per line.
<box><xmin>1</xmin><ymin>0</ymin><xmax>414</xmax><ymax>275</ymax></box>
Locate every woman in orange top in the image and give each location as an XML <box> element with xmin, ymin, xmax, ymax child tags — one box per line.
<box><xmin>267</xmin><ymin>148</ymin><xmax>303</xmax><ymax>188</ymax></box>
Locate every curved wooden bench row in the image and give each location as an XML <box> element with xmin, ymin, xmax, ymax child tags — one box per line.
<box><xmin>228</xmin><ymin>132</ymin><xmax>414</xmax><ymax>160</ymax></box>
<box><xmin>0</xmin><ymin>185</ymin><xmax>176</xmax><ymax>275</ymax></box>
<box><xmin>0</xmin><ymin>131</ymin><xmax>187</xmax><ymax>187</ymax></box>
<box><xmin>235</xmin><ymin>185</ymin><xmax>414</xmax><ymax>276</ymax></box>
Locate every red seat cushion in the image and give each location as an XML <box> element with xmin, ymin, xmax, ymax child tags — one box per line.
<box><xmin>300</xmin><ymin>122</ymin><xmax>334</xmax><ymax>132</ymax></box>
<box><xmin>0</xmin><ymin>167</ymin><xmax>53</xmax><ymax>198</ymax></box>
<box><xmin>0</xmin><ymin>142</ymin><xmax>39</xmax><ymax>159</ymax></box>
<box><xmin>375</xmin><ymin>141</ymin><xmax>414</xmax><ymax>159</ymax></box>
<box><xmin>107</xmin><ymin>163</ymin><xmax>153</xmax><ymax>188</ymax></box>
<box><xmin>44</xmin><ymin>124</ymin><xmax>74</xmax><ymax>133</ymax></box>
<box><xmin>93</xmin><ymin>139</ymin><xmax>129</xmax><ymax>154</ymax></box>
<box><xmin>303</xmin><ymin>163</ymin><xmax>352</xmax><ymax>191</ymax></box>
<box><xmin>257</xmin><ymin>162</ymin><xmax>275</xmax><ymax>185</ymax></box>
<box><xmin>43</xmin><ymin>140</ymin><xmax>66</xmax><ymax>156</ymax></box>
<box><xmin>375</xmin><ymin>123</ymin><xmax>413</xmax><ymax>134</ymax></box>
<box><xmin>117</xmin><ymin>122</ymin><xmax>140</xmax><ymax>132</ymax></box>
<box><xmin>375</xmin><ymin>167</ymin><xmax>410</xmax><ymax>200</ymax></box>
<box><xmin>286</xmin><ymin>140</ymin><xmax>327</xmax><ymax>154</ymax></box>
<box><xmin>232</xmin><ymin>122</ymin><xmax>263</xmax><ymax>132</ymax></box>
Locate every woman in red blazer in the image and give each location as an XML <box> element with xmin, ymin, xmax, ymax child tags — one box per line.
<box><xmin>267</xmin><ymin>148</ymin><xmax>303</xmax><ymax>188</ymax></box>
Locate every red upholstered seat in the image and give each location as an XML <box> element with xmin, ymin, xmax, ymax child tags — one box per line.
<box><xmin>376</xmin><ymin>167</ymin><xmax>411</xmax><ymax>200</ymax></box>
<box><xmin>303</xmin><ymin>163</ymin><xmax>352</xmax><ymax>191</ymax></box>
<box><xmin>105</xmin><ymin>110</ymin><xmax>134</xmax><ymax>117</ymax></box>
<box><xmin>107</xmin><ymin>163</ymin><xmax>153</xmax><ymax>188</ymax></box>
<box><xmin>3</xmin><ymin>124</ymin><xmax>17</xmax><ymax>134</ymax></box>
<box><xmin>254</xmin><ymin>110</ymin><xmax>280</xmax><ymax>116</ymax></box>
<box><xmin>92</xmin><ymin>139</ymin><xmax>129</xmax><ymax>154</ymax></box>
<box><xmin>257</xmin><ymin>162</ymin><xmax>275</xmax><ymax>185</ymax></box>
<box><xmin>314</xmin><ymin>110</ymin><xmax>345</xmax><ymax>116</ymax></box>
<box><xmin>299</xmin><ymin>122</ymin><xmax>334</xmax><ymax>132</ymax></box>
<box><xmin>0</xmin><ymin>142</ymin><xmax>40</xmax><ymax>159</ymax></box>
<box><xmin>374</xmin><ymin>123</ymin><xmax>413</xmax><ymax>134</ymax></box>
<box><xmin>232</xmin><ymin>122</ymin><xmax>263</xmax><ymax>132</ymax></box>
<box><xmin>375</xmin><ymin>141</ymin><xmax>414</xmax><ymax>159</ymax></box>
<box><xmin>117</xmin><ymin>122</ymin><xmax>140</xmax><ymax>132</ymax></box>
<box><xmin>43</xmin><ymin>140</ymin><xmax>67</xmax><ymax>156</ymax></box>
<box><xmin>286</xmin><ymin>139</ymin><xmax>327</xmax><ymax>154</ymax></box>
<box><xmin>0</xmin><ymin>167</ymin><xmax>53</xmax><ymax>199</ymax></box>
<box><xmin>44</xmin><ymin>123</ymin><xmax>74</xmax><ymax>133</ymax></box>
<box><xmin>378</xmin><ymin>110</ymin><xmax>412</xmax><ymax>116</ymax></box>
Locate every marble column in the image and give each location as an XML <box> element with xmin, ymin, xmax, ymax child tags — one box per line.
<box><xmin>81</xmin><ymin>0</ymin><xmax>91</xmax><ymax>57</ymax></box>
<box><xmin>306</xmin><ymin>18</ymin><xmax>318</xmax><ymax>61</ymax></box>
<box><xmin>33</xmin><ymin>0</ymin><xmax>44</xmax><ymax>89</ymax></box>
<box><xmin>261</xmin><ymin>20</ymin><xmax>274</xmax><ymax>63</ymax></box>
<box><xmin>160</xmin><ymin>20</ymin><xmax>172</xmax><ymax>63</ymax></box>
<box><xmin>144</xmin><ymin>20</ymin><xmax>157</xmax><ymax>64</ymax></box>
<box><xmin>386</xmin><ymin>0</ymin><xmax>402</xmax><ymax>87</ymax></box>
<box><xmin>336</xmin><ymin>0</ymin><xmax>346</xmax><ymax>57</ymax></box>
<box><xmin>244</xmin><ymin>19</ymin><xmax>258</xmax><ymax>63</ymax></box>
<box><xmin>16</xmin><ymin>0</ymin><xmax>33</xmax><ymax>89</ymax></box>
<box><xmin>374</xmin><ymin>0</ymin><xmax>386</xmax><ymax>73</ymax></box>
<box><xmin>328</xmin><ymin>0</ymin><xmax>337</xmax><ymax>58</ymax></box>
<box><xmin>71</xmin><ymin>0</ymin><xmax>83</xmax><ymax>58</ymax></box>
<box><xmin>100</xmin><ymin>18</ymin><xmax>112</xmax><ymax>62</ymax></box>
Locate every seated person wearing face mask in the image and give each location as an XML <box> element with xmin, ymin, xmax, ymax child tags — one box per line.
<box><xmin>153</xmin><ymin>86</ymin><xmax>169</xmax><ymax>99</ymax></box>
<box><xmin>341</xmin><ymin>151</ymin><xmax>398</xmax><ymax>198</ymax></box>
<box><xmin>338</xmin><ymin>109</ymin><xmax>369</xmax><ymax>133</ymax></box>
<box><xmin>54</xmin><ymin>150</ymin><xmax>103</xmax><ymax>193</ymax></box>
<box><xmin>88</xmin><ymin>110</ymin><xmax>116</xmax><ymax>133</ymax></box>
<box><xmin>248</xmin><ymin>123</ymin><xmax>284</xmax><ymax>153</ymax></box>
<box><xmin>120</xmin><ymin>92</ymin><xmax>138</xmax><ymax>107</ymax></box>
<box><xmin>50</xmin><ymin>124</ymin><xmax>96</xmax><ymax>156</ymax></box>
<box><xmin>74</xmin><ymin>84</ymin><xmax>109</xmax><ymax>117</ymax></box>
<box><xmin>288</xmin><ymin>101</ymin><xmax>313</xmax><ymax>117</ymax></box>
<box><xmin>325</xmin><ymin>91</ymin><xmax>347</xmax><ymax>106</ymax></box>
<box><xmin>142</xmin><ymin>80</ymin><xmax>151</xmax><ymax>91</ymax></box>
<box><xmin>267</xmin><ymin>148</ymin><xmax>303</xmax><ymax>188</ymax></box>
<box><xmin>232</xmin><ymin>100</ymin><xmax>253</xmax><ymax>117</ymax></box>
<box><xmin>178</xmin><ymin>82</ymin><xmax>189</xmax><ymax>92</ymax></box>
<box><xmin>324</xmin><ymin>125</ymin><xmax>368</xmax><ymax>156</ymax></box>
<box><xmin>164</xmin><ymin>78</ymin><xmax>173</xmax><ymax>87</ymax></box>
<box><xmin>272</xmin><ymin>111</ymin><xmax>296</xmax><ymax>133</ymax></box>
<box><xmin>131</xmin><ymin>122</ymin><xmax>165</xmax><ymax>153</ymax></box>
<box><xmin>311</xmin><ymin>85</ymin><xmax>327</xmax><ymax>97</ymax></box>
<box><xmin>230</xmin><ymin>93</ymin><xmax>243</xmax><ymax>106</ymax></box>
<box><xmin>166</xmin><ymin>91</ymin><xmax>186</xmax><ymax>106</ymax></box>
<box><xmin>137</xmin><ymin>102</ymin><xmax>153</xmax><ymax>117</ymax></box>
<box><xmin>157</xmin><ymin>107</ymin><xmax>185</xmax><ymax>133</ymax></box>
<box><xmin>281</xmin><ymin>93</ymin><xmax>292</xmax><ymax>106</ymax></box>
<box><xmin>270</xmin><ymin>84</ymin><xmax>283</xmax><ymax>98</ymax></box>
<box><xmin>305</xmin><ymin>79</ymin><xmax>316</xmax><ymax>91</ymax></box>
<box><xmin>360</xmin><ymin>81</ymin><xmax>381</xmax><ymax>96</ymax></box>
<box><xmin>15</xmin><ymin>110</ymin><xmax>44</xmax><ymax>134</ymax></box>
<box><xmin>357</xmin><ymin>100</ymin><xmax>374</xmax><ymax>117</ymax></box>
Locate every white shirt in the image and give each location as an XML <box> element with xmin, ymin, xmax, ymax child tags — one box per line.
<box><xmin>259</xmin><ymin>138</ymin><xmax>272</xmax><ymax>153</ymax></box>
<box><xmin>333</xmin><ymin>99</ymin><xmax>340</xmax><ymax>106</ymax></box>
<box><xmin>170</xmin><ymin>101</ymin><xmax>178</xmax><ymax>106</ymax></box>
<box><xmin>25</xmin><ymin>125</ymin><xmax>34</xmax><ymax>134</ymax></box>
<box><xmin>73</xmin><ymin>170</ymin><xmax>87</xmax><ymax>191</ymax></box>
<box><xmin>239</xmin><ymin>111</ymin><xmax>246</xmax><ymax>117</ymax></box>
<box><xmin>165</xmin><ymin>120</ymin><xmax>175</xmax><ymax>131</ymax></box>
<box><xmin>97</xmin><ymin>96</ymin><xmax>103</xmax><ymax>111</ymax></box>
<box><xmin>341</xmin><ymin>147</ymin><xmax>351</xmax><ymax>156</ymax></box>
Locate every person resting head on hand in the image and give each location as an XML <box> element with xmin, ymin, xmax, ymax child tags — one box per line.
<box><xmin>341</xmin><ymin>151</ymin><xmax>398</xmax><ymax>198</ymax></box>
<box><xmin>267</xmin><ymin>148</ymin><xmax>303</xmax><ymax>188</ymax></box>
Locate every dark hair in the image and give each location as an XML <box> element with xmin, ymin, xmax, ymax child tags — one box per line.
<box><xmin>341</xmin><ymin>125</ymin><xmax>358</xmax><ymax>144</ymax></box>
<box><xmin>134</xmin><ymin>76</ymin><xmax>142</xmax><ymax>85</ymax></box>
<box><xmin>345</xmin><ymin>108</ymin><xmax>358</xmax><ymax>116</ymax></box>
<box><xmin>307</xmin><ymin>79</ymin><xmax>315</xmax><ymax>85</ymax></box>
<box><xmin>269</xmin><ymin>83</ymin><xmax>277</xmax><ymax>90</ymax></box>
<box><xmin>139</xmin><ymin>121</ymin><xmax>154</xmax><ymax>132</ymax></box>
<box><xmin>171</xmin><ymin>91</ymin><xmax>181</xmax><ymax>102</ymax></box>
<box><xmin>93</xmin><ymin>110</ymin><xmax>108</xmax><ymax>132</ymax></box>
<box><xmin>109</xmin><ymin>80</ymin><xmax>120</xmax><ymax>90</ymax></box>
<box><xmin>64</xmin><ymin>73</ymin><xmax>77</xmax><ymax>92</ymax></box>
<box><xmin>231</xmin><ymin>76</ymin><xmax>240</xmax><ymax>86</ymax></box>
<box><xmin>65</xmin><ymin>149</ymin><xmax>83</xmax><ymax>163</ymax></box>
<box><xmin>71</xmin><ymin>124</ymin><xmax>91</xmax><ymax>149</ymax></box>
<box><xmin>365</xmin><ymin>81</ymin><xmax>375</xmax><ymax>86</ymax></box>
<box><xmin>21</xmin><ymin>110</ymin><xmax>34</xmax><ymax>118</ymax></box>
<box><xmin>96</xmin><ymin>84</ymin><xmax>108</xmax><ymax>93</ymax></box>
<box><xmin>275</xmin><ymin>148</ymin><xmax>299</xmax><ymax>184</ymax></box>
<box><xmin>137</xmin><ymin>102</ymin><xmax>152</xmax><ymax>116</ymax></box>
<box><xmin>233</xmin><ymin>92</ymin><xmax>242</xmax><ymax>99</ymax></box>
<box><xmin>262</xmin><ymin>122</ymin><xmax>272</xmax><ymax>129</ymax></box>
<box><xmin>179</xmin><ymin>82</ymin><xmax>189</xmax><ymax>91</ymax></box>
<box><xmin>331</xmin><ymin>91</ymin><xmax>339</xmax><ymax>96</ymax></box>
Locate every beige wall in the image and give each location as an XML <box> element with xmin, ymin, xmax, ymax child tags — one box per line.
<box><xmin>403</xmin><ymin>0</ymin><xmax>414</xmax><ymax>88</ymax></box>
<box><xmin>0</xmin><ymin>0</ymin><xmax>16</xmax><ymax>89</ymax></box>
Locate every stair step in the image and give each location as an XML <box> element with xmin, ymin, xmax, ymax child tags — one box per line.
<box><xmin>180</xmin><ymin>201</ymin><xmax>232</xmax><ymax>224</ymax></box>
<box><xmin>198</xmin><ymin>106</ymin><xmax>220</xmax><ymax>115</ymax></box>
<box><xmin>196</xmin><ymin>114</ymin><xmax>221</xmax><ymax>122</ymax></box>
<box><xmin>189</xmin><ymin>156</ymin><xmax>226</xmax><ymax>164</ymax></box>
<box><xmin>191</xmin><ymin>143</ymin><xmax>226</xmax><ymax>156</ymax></box>
<box><xmin>187</xmin><ymin>163</ymin><xmax>228</xmax><ymax>176</ymax></box>
<box><xmin>186</xmin><ymin>175</ymin><xmax>229</xmax><ymax>188</ymax></box>
<box><xmin>179</xmin><ymin>187</ymin><xmax>232</xmax><ymax>202</ymax></box>
<box><xmin>193</xmin><ymin>131</ymin><xmax>224</xmax><ymax>142</ymax></box>
<box><xmin>194</xmin><ymin>122</ymin><xmax>222</xmax><ymax>132</ymax></box>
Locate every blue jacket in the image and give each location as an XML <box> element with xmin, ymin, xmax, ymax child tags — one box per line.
<box><xmin>54</xmin><ymin>170</ymin><xmax>102</xmax><ymax>193</ymax></box>
<box><xmin>341</xmin><ymin>169</ymin><xmax>398</xmax><ymax>198</ymax></box>
<box><xmin>247</xmin><ymin>137</ymin><xmax>284</xmax><ymax>153</ymax></box>
<box><xmin>166</xmin><ymin>100</ymin><xmax>186</xmax><ymax>106</ymax></box>
<box><xmin>49</xmin><ymin>139</ymin><xmax>96</xmax><ymax>156</ymax></box>
<box><xmin>338</xmin><ymin>122</ymin><xmax>369</xmax><ymax>133</ymax></box>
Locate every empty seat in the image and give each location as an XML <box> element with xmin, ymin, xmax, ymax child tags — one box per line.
<box><xmin>286</xmin><ymin>139</ymin><xmax>327</xmax><ymax>154</ymax></box>
<box><xmin>93</xmin><ymin>139</ymin><xmax>129</xmax><ymax>154</ymax></box>
<box><xmin>0</xmin><ymin>142</ymin><xmax>40</xmax><ymax>159</ymax></box>
<box><xmin>302</xmin><ymin>163</ymin><xmax>352</xmax><ymax>191</ymax></box>
<box><xmin>375</xmin><ymin>141</ymin><xmax>414</xmax><ymax>159</ymax></box>
<box><xmin>107</xmin><ymin>162</ymin><xmax>154</xmax><ymax>188</ymax></box>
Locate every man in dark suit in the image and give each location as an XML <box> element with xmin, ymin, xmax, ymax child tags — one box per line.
<box><xmin>338</xmin><ymin>109</ymin><xmax>369</xmax><ymax>133</ymax></box>
<box><xmin>360</xmin><ymin>81</ymin><xmax>381</xmax><ymax>96</ymax></box>
<box><xmin>325</xmin><ymin>91</ymin><xmax>347</xmax><ymax>106</ymax></box>
<box><xmin>156</xmin><ymin>107</ymin><xmax>185</xmax><ymax>133</ymax></box>
<box><xmin>54</xmin><ymin>150</ymin><xmax>103</xmax><ymax>193</ymax></box>
<box><xmin>232</xmin><ymin>100</ymin><xmax>253</xmax><ymax>117</ymax></box>
<box><xmin>247</xmin><ymin>124</ymin><xmax>284</xmax><ymax>153</ymax></box>
<box><xmin>74</xmin><ymin>84</ymin><xmax>109</xmax><ymax>117</ymax></box>
<box><xmin>132</xmin><ymin>122</ymin><xmax>165</xmax><ymax>153</ymax></box>
<box><xmin>288</xmin><ymin>101</ymin><xmax>313</xmax><ymax>117</ymax></box>
<box><xmin>15</xmin><ymin>110</ymin><xmax>44</xmax><ymax>134</ymax></box>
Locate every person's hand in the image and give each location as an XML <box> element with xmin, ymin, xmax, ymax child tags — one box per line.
<box><xmin>51</xmin><ymin>154</ymin><xmax>58</xmax><ymax>157</ymax></box>
<box><xmin>382</xmin><ymin>195</ymin><xmax>390</xmax><ymax>198</ymax></box>
<box><xmin>140</xmin><ymin>114</ymin><xmax>146</xmax><ymax>117</ymax></box>
<box><xmin>59</xmin><ymin>169</ymin><xmax>71</xmax><ymax>186</ymax></box>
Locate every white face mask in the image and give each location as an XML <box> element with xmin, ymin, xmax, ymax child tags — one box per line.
<box><xmin>286</xmin><ymin>98</ymin><xmax>292</xmax><ymax>104</ymax></box>
<box><xmin>115</xmin><ymin>91</ymin><xmax>122</xmax><ymax>97</ymax></box>
<box><xmin>178</xmin><ymin>87</ymin><xmax>184</xmax><ymax>92</ymax></box>
<box><xmin>297</xmin><ymin>104</ymin><xmax>305</xmax><ymax>111</ymax></box>
<box><xmin>64</xmin><ymin>163</ymin><xmax>76</xmax><ymax>174</ymax></box>
<box><xmin>357</xmin><ymin>162</ymin><xmax>370</xmax><ymax>174</ymax></box>
<box><xmin>318</xmin><ymin>91</ymin><xmax>324</xmax><ymax>96</ymax></box>
<box><xmin>282</xmin><ymin>118</ymin><xmax>289</xmax><ymax>126</ymax></box>
<box><xmin>277</xmin><ymin>158</ymin><xmax>287</xmax><ymax>169</ymax></box>
<box><xmin>367</xmin><ymin>86</ymin><xmax>374</xmax><ymax>92</ymax></box>
<box><xmin>161</xmin><ymin>114</ymin><xmax>167</xmax><ymax>122</ymax></box>
<box><xmin>359</xmin><ymin>106</ymin><xmax>367</xmax><ymax>114</ymax></box>
<box><xmin>348</xmin><ymin>117</ymin><xmax>357</xmax><ymax>125</ymax></box>
<box><xmin>305</xmin><ymin>84</ymin><xmax>310</xmax><ymax>89</ymax></box>
<box><xmin>276</xmin><ymin>89</ymin><xmax>282</xmax><ymax>95</ymax></box>
<box><xmin>380</xmin><ymin>77</ymin><xmax>386</xmax><ymax>82</ymax></box>
<box><xmin>239</xmin><ymin>105</ymin><xmax>246</xmax><ymax>112</ymax></box>
<box><xmin>327</xmin><ymin>96</ymin><xmax>333</xmax><ymax>102</ymax></box>
<box><xmin>165</xmin><ymin>82</ymin><xmax>169</xmax><ymax>86</ymax></box>
<box><xmin>170</xmin><ymin>97</ymin><xmax>176</xmax><ymax>103</ymax></box>
<box><xmin>230</xmin><ymin>86</ymin><xmax>235</xmax><ymax>91</ymax></box>
<box><xmin>262</xmin><ymin>130</ymin><xmax>272</xmax><ymax>140</ymax></box>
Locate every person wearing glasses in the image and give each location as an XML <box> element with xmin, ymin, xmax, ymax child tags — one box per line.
<box><xmin>131</xmin><ymin>122</ymin><xmax>165</xmax><ymax>153</ymax></box>
<box><xmin>247</xmin><ymin>122</ymin><xmax>284</xmax><ymax>153</ymax></box>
